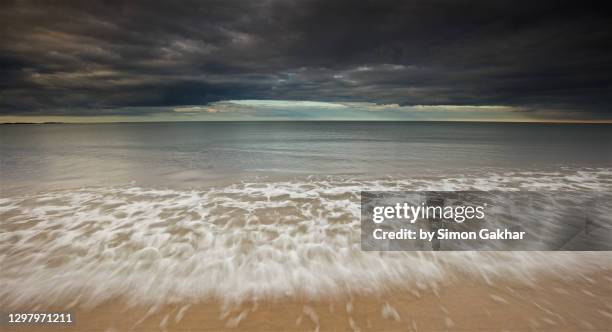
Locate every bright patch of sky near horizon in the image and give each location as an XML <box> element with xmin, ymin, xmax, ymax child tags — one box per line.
<box><xmin>2</xmin><ymin>100</ymin><xmax>605</xmax><ymax>123</ymax></box>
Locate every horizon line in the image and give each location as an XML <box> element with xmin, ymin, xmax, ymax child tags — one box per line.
<box><xmin>2</xmin><ymin>119</ymin><xmax>612</xmax><ymax>125</ymax></box>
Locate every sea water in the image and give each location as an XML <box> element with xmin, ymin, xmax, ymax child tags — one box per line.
<box><xmin>1</xmin><ymin>122</ymin><xmax>611</xmax><ymax>308</ymax></box>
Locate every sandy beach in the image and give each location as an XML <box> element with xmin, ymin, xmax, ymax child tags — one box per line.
<box><xmin>4</xmin><ymin>266</ymin><xmax>612</xmax><ymax>332</ymax></box>
<box><xmin>2</xmin><ymin>168</ymin><xmax>612</xmax><ymax>331</ymax></box>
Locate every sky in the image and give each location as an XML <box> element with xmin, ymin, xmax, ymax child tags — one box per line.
<box><xmin>1</xmin><ymin>0</ymin><xmax>611</xmax><ymax>122</ymax></box>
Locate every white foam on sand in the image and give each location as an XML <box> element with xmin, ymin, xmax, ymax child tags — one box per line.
<box><xmin>1</xmin><ymin>168</ymin><xmax>611</xmax><ymax>309</ymax></box>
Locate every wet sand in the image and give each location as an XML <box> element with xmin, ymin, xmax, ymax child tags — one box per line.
<box><xmin>4</xmin><ymin>267</ymin><xmax>612</xmax><ymax>332</ymax></box>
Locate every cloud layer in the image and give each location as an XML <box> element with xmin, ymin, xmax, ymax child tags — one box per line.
<box><xmin>1</xmin><ymin>0</ymin><xmax>611</xmax><ymax>120</ymax></box>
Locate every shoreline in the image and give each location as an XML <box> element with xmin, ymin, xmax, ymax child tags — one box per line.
<box><xmin>4</xmin><ymin>266</ymin><xmax>612</xmax><ymax>331</ymax></box>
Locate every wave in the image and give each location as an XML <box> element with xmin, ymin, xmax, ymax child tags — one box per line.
<box><xmin>1</xmin><ymin>168</ymin><xmax>611</xmax><ymax>309</ymax></box>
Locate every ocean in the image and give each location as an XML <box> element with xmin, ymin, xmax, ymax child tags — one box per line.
<box><xmin>1</xmin><ymin>122</ymin><xmax>611</xmax><ymax>192</ymax></box>
<box><xmin>1</xmin><ymin>122</ymin><xmax>611</xmax><ymax>310</ymax></box>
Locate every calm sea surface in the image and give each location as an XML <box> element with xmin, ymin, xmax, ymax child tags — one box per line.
<box><xmin>1</xmin><ymin>122</ymin><xmax>610</xmax><ymax>193</ymax></box>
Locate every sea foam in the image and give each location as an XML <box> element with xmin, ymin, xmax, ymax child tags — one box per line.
<box><xmin>1</xmin><ymin>168</ymin><xmax>611</xmax><ymax>309</ymax></box>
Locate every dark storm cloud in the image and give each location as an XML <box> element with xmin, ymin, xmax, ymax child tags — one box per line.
<box><xmin>1</xmin><ymin>0</ymin><xmax>611</xmax><ymax>119</ymax></box>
